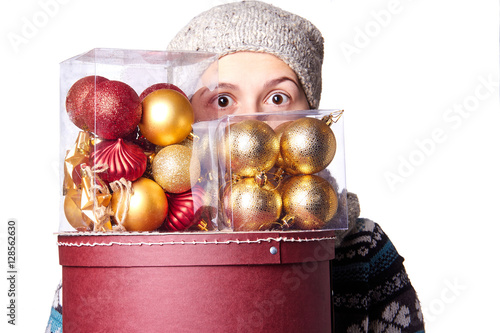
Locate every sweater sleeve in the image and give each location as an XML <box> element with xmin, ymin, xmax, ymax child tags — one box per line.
<box><xmin>331</xmin><ymin>218</ymin><xmax>425</xmax><ymax>333</ymax></box>
<box><xmin>46</xmin><ymin>282</ymin><xmax>63</xmax><ymax>333</ymax></box>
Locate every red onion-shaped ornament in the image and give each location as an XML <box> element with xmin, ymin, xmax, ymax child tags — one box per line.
<box><xmin>164</xmin><ymin>185</ymin><xmax>207</xmax><ymax>231</ymax></box>
<box><xmin>90</xmin><ymin>138</ymin><xmax>147</xmax><ymax>183</ymax></box>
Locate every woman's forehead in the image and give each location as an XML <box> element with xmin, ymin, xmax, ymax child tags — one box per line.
<box><xmin>203</xmin><ymin>52</ymin><xmax>298</xmax><ymax>84</ymax></box>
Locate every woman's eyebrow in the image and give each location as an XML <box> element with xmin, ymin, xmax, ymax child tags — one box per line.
<box><xmin>197</xmin><ymin>82</ymin><xmax>240</xmax><ymax>99</ymax></box>
<box><xmin>216</xmin><ymin>82</ymin><xmax>240</xmax><ymax>91</ymax></box>
<box><xmin>263</xmin><ymin>76</ymin><xmax>300</xmax><ymax>90</ymax></box>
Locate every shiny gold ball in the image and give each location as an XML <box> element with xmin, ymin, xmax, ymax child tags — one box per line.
<box><xmin>280</xmin><ymin>117</ymin><xmax>336</xmax><ymax>175</ymax></box>
<box><xmin>280</xmin><ymin>175</ymin><xmax>338</xmax><ymax>230</ymax></box>
<box><xmin>221</xmin><ymin>119</ymin><xmax>279</xmax><ymax>178</ymax></box>
<box><xmin>139</xmin><ymin>89</ymin><xmax>194</xmax><ymax>146</ymax></box>
<box><xmin>152</xmin><ymin>144</ymin><xmax>201</xmax><ymax>193</ymax></box>
<box><xmin>111</xmin><ymin>177</ymin><xmax>168</xmax><ymax>232</ymax></box>
<box><xmin>223</xmin><ymin>177</ymin><xmax>282</xmax><ymax>231</ymax></box>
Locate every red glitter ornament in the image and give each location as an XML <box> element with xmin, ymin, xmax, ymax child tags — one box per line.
<box><xmin>140</xmin><ymin>83</ymin><xmax>187</xmax><ymax>101</ymax></box>
<box><xmin>90</xmin><ymin>138</ymin><xmax>147</xmax><ymax>183</ymax></box>
<box><xmin>66</xmin><ymin>75</ymin><xmax>109</xmax><ymax>130</ymax></box>
<box><xmin>164</xmin><ymin>185</ymin><xmax>207</xmax><ymax>231</ymax></box>
<box><xmin>82</xmin><ymin>80</ymin><xmax>142</xmax><ymax>139</ymax></box>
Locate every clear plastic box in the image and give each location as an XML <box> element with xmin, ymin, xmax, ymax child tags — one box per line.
<box><xmin>59</xmin><ymin>49</ymin><xmax>346</xmax><ymax>233</ymax></box>
<box><xmin>216</xmin><ymin>110</ymin><xmax>347</xmax><ymax>232</ymax></box>
<box><xmin>59</xmin><ymin>48</ymin><xmax>219</xmax><ymax>232</ymax></box>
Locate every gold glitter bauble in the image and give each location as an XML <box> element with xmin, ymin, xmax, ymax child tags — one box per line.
<box><xmin>280</xmin><ymin>175</ymin><xmax>338</xmax><ymax>230</ymax></box>
<box><xmin>152</xmin><ymin>145</ymin><xmax>201</xmax><ymax>193</ymax></box>
<box><xmin>139</xmin><ymin>89</ymin><xmax>194</xmax><ymax>146</ymax></box>
<box><xmin>179</xmin><ymin>132</ymin><xmax>211</xmax><ymax>168</ymax></box>
<box><xmin>221</xmin><ymin>119</ymin><xmax>279</xmax><ymax>178</ymax></box>
<box><xmin>273</xmin><ymin>121</ymin><xmax>293</xmax><ymax>169</ymax></box>
<box><xmin>280</xmin><ymin>117</ymin><xmax>336</xmax><ymax>175</ymax></box>
<box><xmin>223</xmin><ymin>177</ymin><xmax>282</xmax><ymax>231</ymax></box>
<box><xmin>111</xmin><ymin>177</ymin><xmax>168</xmax><ymax>231</ymax></box>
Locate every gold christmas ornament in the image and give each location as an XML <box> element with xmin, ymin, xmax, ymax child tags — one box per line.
<box><xmin>280</xmin><ymin>175</ymin><xmax>338</xmax><ymax>230</ymax></box>
<box><xmin>152</xmin><ymin>145</ymin><xmax>201</xmax><ymax>193</ymax></box>
<box><xmin>221</xmin><ymin>119</ymin><xmax>279</xmax><ymax>178</ymax></box>
<box><xmin>139</xmin><ymin>89</ymin><xmax>194</xmax><ymax>146</ymax></box>
<box><xmin>179</xmin><ymin>131</ymin><xmax>212</xmax><ymax>168</ymax></box>
<box><xmin>63</xmin><ymin>188</ymin><xmax>93</xmax><ymax>231</ymax></box>
<box><xmin>273</xmin><ymin>120</ymin><xmax>292</xmax><ymax>170</ymax></box>
<box><xmin>111</xmin><ymin>177</ymin><xmax>168</xmax><ymax>231</ymax></box>
<box><xmin>223</xmin><ymin>177</ymin><xmax>282</xmax><ymax>231</ymax></box>
<box><xmin>280</xmin><ymin>117</ymin><xmax>336</xmax><ymax>175</ymax></box>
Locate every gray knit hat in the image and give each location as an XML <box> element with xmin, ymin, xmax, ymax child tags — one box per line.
<box><xmin>167</xmin><ymin>1</ymin><xmax>324</xmax><ymax>109</ymax></box>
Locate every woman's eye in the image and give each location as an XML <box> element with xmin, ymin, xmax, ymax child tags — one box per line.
<box><xmin>218</xmin><ymin>95</ymin><xmax>234</xmax><ymax>108</ymax></box>
<box><xmin>266</xmin><ymin>93</ymin><xmax>289</xmax><ymax>105</ymax></box>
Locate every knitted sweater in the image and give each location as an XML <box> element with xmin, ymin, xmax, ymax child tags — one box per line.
<box><xmin>332</xmin><ymin>193</ymin><xmax>425</xmax><ymax>332</ymax></box>
<box><xmin>46</xmin><ymin>193</ymin><xmax>424</xmax><ymax>333</ymax></box>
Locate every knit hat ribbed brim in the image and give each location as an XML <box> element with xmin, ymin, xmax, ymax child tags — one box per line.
<box><xmin>167</xmin><ymin>1</ymin><xmax>324</xmax><ymax>109</ymax></box>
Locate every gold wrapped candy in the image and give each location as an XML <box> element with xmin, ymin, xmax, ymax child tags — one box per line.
<box><xmin>62</xmin><ymin>133</ymin><xmax>113</xmax><ymax>231</ymax></box>
<box><xmin>79</xmin><ymin>165</ymin><xmax>113</xmax><ymax>231</ymax></box>
<box><xmin>63</xmin><ymin>131</ymin><xmax>92</xmax><ymax>194</ymax></box>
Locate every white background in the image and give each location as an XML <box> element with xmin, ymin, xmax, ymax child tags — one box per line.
<box><xmin>0</xmin><ymin>0</ymin><xmax>498</xmax><ymax>331</ymax></box>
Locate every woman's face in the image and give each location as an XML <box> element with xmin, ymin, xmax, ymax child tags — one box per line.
<box><xmin>191</xmin><ymin>52</ymin><xmax>310</xmax><ymax>121</ymax></box>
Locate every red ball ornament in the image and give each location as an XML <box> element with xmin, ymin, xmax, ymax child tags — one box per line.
<box><xmin>82</xmin><ymin>80</ymin><xmax>142</xmax><ymax>139</ymax></box>
<box><xmin>140</xmin><ymin>83</ymin><xmax>187</xmax><ymax>100</ymax></box>
<box><xmin>66</xmin><ymin>75</ymin><xmax>109</xmax><ymax>130</ymax></box>
<box><xmin>90</xmin><ymin>138</ymin><xmax>147</xmax><ymax>183</ymax></box>
<box><xmin>164</xmin><ymin>185</ymin><xmax>206</xmax><ymax>231</ymax></box>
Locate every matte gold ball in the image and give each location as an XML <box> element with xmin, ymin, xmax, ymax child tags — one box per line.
<box><xmin>280</xmin><ymin>175</ymin><xmax>338</xmax><ymax>230</ymax></box>
<box><xmin>111</xmin><ymin>177</ymin><xmax>168</xmax><ymax>232</ymax></box>
<box><xmin>152</xmin><ymin>145</ymin><xmax>201</xmax><ymax>193</ymax></box>
<box><xmin>139</xmin><ymin>89</ymin><xmax>194</xmax><ymax>146</ymax></box>
<box><xmin>223</xmin><ymin>177</ymin><xmax>282</xmax><ymax>231</ymax></box>
<box><xmin>221</xmin><ymin>119</ymin><xmax>279</xmax><ymax>178</ymax></box>
<box><xmin>281</xmin><ymin>117</ymin><xmax>336</xmax><ymax>175</ymax></box>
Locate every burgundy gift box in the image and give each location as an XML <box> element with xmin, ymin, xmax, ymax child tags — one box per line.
<box><xmin>58</xmin><ymin>231</ymin><xmax>335</xmax><ymax>332</ymax></box>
